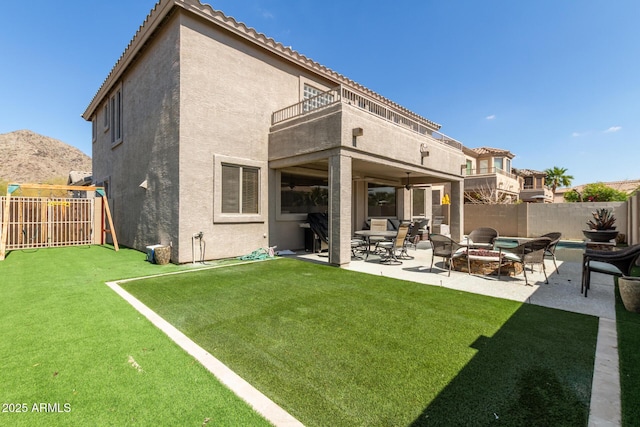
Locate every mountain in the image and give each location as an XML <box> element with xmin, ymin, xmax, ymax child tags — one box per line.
<box><xmin>0</xmin><ymin>130</ymin><xmax>92</xmax><ymax>184</ymax></box>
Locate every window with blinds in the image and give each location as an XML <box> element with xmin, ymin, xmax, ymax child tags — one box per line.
<box><xmin>221</xmin><ymin>164</ymin><xmax>259</xmax><ymax>214</ymax></box>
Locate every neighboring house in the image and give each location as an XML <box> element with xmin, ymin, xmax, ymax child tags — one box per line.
<box><xmin>462</xmin><ymin>147</ymin><xmax>520</xmax><ymax>203</ymax></box>
<box><xmin>513</xmin><ymin>168</ymin><xmax>553</xmax><ymax>203</ymax></box>
<box><xmin>67</xmin><ymin>171</ymin><xmax>93</xmax><ymax>187</ymax></box>
<box><xmin>555</xmin><ymin>179</ymin><xmax>640</xmax><ymax>203</ymax></box>
<box><xmin>81</xmin><ymin>0</ymin><xmax>467</xmax><ymax>266</ymax></box>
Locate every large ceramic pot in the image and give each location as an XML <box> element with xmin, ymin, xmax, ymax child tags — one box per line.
<box><xmin>619</xmin><ymin>276</ymin><xmax>640</xmax><ymax>313</ymax></box>
<box><xmin>582</xmin><ymin>229</ymin><xmax>619</xmax><ymax>243</ymax></box>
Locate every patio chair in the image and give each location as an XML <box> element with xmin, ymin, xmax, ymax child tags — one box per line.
<box><xmin>404</xmin><ymin>221</ymin><xmax>423</xmax><ymax>251</ymax></box>
<box><xmin>498</xmin><ymin>237</ymin><xmax>552</xmax><ymax>286</ymax></box>
<box><xmin>539</xmin><ymin>232</ymin><xmax>562</xmax><ymax>274</ymax></box>
<box><xmin>428</xmin><ymin>233</ymin><xmax>468</xmax><ymax>276</ymax></box>
<box><xmin>581</xmin><ymin>244</ymin><xmax>640</xmax><ymax>297</ymax></box>
<box><xmin>415</xmin><ymin>218</ymin><xmax>430</xmax><ymax>241</ymax></box>
<box><xmin>369</xmin><ymin>218</ymin><xmax>390</xmax><ymax>253</ymax></box>
<box><xmin>351</xmin><ymin>237</ymin><xmax>367</xmax><ymax>259</ymax></box>
<box><xmin>466</xmin><ymin>227</ymin><xmax>499</xmax><ymax>249</ymax></box>
<box><xmin>307</xmin><ymin>213</ymin><xmax>328</xmax><ymax>253</ymax></box>
<box><xmin>378</xmin><ymin>224</ymin><xmax>410</xmax><ymax>265</ymax></box>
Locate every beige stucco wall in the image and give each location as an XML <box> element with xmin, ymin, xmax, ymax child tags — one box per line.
<box><xmin>528</xmin><ymin>202</ymin><xmax>627</xmax><ymax>240</ymax></box>
<box><xmin>177</xmin><ymin>13</ymin><xmax>338</xmax><ymax>262</ymax></box>
<box><xmin>92</xmin><ymin>15</ymin><xmax>181</xmax><ymax>255</ymax></box>
<box><xmin>270</xmin><ymin>103</ymin><xmax>466</xmax><ymax>180</ymax></box>
<box><xmin>464</xmin><ymin>202</ymin><xmax>628</xmax><ymax>241</ymax></box>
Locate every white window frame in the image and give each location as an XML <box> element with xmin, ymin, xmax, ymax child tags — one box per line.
<box><xmin>213</xmin><ymin>155</ymin><xmax>266</xmax><ymax>224</ymax></box>
<box><xmin>302</xmin><ymin>83</ymin><xmax>335</xmax><ymax>112</ymax></box>
<box><xmin>221</xmin><ymin>164</ymin><xmax>259</xmax><ymax>214</ymax></box>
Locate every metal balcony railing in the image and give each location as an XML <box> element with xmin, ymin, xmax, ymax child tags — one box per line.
<box><xmin>271</xmin><ymin>85</ymin><xmax>463</xmax><ymax>151</ymax></box>
<box><xmin>464</xmin><ymin>167</ymin><xmax>518</xmax><ymax>181</ymax></box>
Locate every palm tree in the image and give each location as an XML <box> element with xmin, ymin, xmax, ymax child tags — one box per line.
<box><xmin>544</xmin><ymin>166</ymin><xmax>574</xmax><ymax>193</ymax></box>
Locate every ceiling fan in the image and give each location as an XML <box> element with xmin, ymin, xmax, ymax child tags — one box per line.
<box><xmin>405</xmin><ymin>172</ymin><xmax>413</xmax><ymax>190</ymax></box>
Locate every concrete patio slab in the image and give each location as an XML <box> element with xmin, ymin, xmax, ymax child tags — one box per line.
<box><xmin>296</xmin><ymin>245</ymin><xmax>615</xmax><ymax>319</ymax></box>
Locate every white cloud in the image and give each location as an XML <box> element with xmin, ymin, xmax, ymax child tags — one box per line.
<box><xmin>259</xmin><ymin>8</ymin><xmax>275</xmax><ymax>19</ymax></box>
<box><xmin>604</xmin><ymin>126</ymin><xmax>622</xmax><ymax>133</ymax></box>
<box><xmin>485</xmin><ymin>114</ymin><xmax>496</xmax><ymax>120</ymax></box>
<box><xmin>571</xmin><ymin>131</ymin><xmax>584</xmax><ymax>137</ymax></box>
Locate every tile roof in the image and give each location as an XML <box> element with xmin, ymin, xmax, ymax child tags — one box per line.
<box><xmin>470</xmin><ymin>147</ymin><xmax>515</xmax><ymax>158</ymax></box>
<box><xmin>565</xmin><ymin>179</ymin><xmax>640</xmax><ymax>195</ymax></box>
<box><xmin>513</xmin><ymin>168</ymin><xmax>546</xmax><ymax>177</ymax></box>
<box><xmin>83</xmin><ymin>0</ymin><xmax>441</xmax><ymax>131</ymax></box>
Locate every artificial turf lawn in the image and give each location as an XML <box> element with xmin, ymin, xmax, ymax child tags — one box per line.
<box><xmin>122</xmin><ymin>257</ymin><xmax>599</xmax><ymax>426</ymax></box>
<box><xmin>0</xmin><ymin>246</ymin><xmax>269</xmax><ymax>426</ymax></box>
<box><xmin>616</xmin><ymin>274</ymin><xmax>640</xmax><ymax>426</ymax></box>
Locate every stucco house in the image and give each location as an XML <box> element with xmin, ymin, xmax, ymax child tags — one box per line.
<box><xmin>82</xmin><ymin>0</ymin><xmax>467</xmax><ymax>266</ymax></box>
<box><xmin>461</xmin><ymin>147</ymin><xmax>519</xmax><ymax>203</ymax></box>
<box><xmin>513</xmin><ymin>168</ymin><xmax>554</xmax><ymax>203</ymax></box>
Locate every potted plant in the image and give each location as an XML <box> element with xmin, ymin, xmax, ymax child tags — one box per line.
<box><xmin>619</xmin><ymin>276</ymin><xmax>640</xmax><ymax>313</ymax></box>
<box><xmin>582</xmin><ymin>208</ymin><xmax>619</xmax><ymax>242</ymax></box>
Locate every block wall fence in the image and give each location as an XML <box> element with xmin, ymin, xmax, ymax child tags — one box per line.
<box><xmin>464</xmin><ymin>195</ymin><xmax>639</xmax><ymax>244</ymax></box>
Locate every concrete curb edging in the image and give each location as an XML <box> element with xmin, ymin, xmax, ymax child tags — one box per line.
<box><xmin>588</xmin><ymin>317</ymin><xmax>621</xmax><ymax>426</ymax></box>
<box><xmin>106</xmin><ymin>280</ymin><xmax>304</xmax><ymax>427</ymax></box>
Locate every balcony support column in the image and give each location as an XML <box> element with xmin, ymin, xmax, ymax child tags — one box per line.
<box><xmin>450</xmin><ymin>179</ymin><xmax>464</xmax><ymax>242</ymax></box>
<box><xmin>328</xmin><ymin>154</ymin><xmax>352</xmax><ymax>267</ymax></box>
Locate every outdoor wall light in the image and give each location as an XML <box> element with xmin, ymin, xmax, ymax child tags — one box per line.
<box><xmin>352</xmin><ymin>127</ymin><xmax>363</xmax><ymax>147</ymax></box>
<box><xmin>420</xmin><ymin>143</ymin><xmax>430</xmax><ymax>165</ymax></box>
<box><xmin>139</xmin><ymin>179</ymin><xmax>148</xmax><ymax>190</ymax></box>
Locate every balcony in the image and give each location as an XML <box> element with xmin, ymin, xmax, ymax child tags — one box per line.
<box><xmin>271</xmin><ymin>85</ymin><xmax>463</xmax><ymax>151</ymax></box>
<box><xmin>463</xmin><ymin>167</ymin><xmax>518</xmax><ymax>181</ymax></box>
<box><xmin>520</xmin><ymin>187</ymin><xmax>554</xmax><ymax>203</ymax></box>
<box><xmin>463</xmin><ymin>167</ymin><xmax>520</xmax><ymax>199</ymax></box>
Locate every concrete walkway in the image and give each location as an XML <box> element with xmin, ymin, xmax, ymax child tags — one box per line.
<box><xmin>296</xmin><ymin>243</ymin><xmax>620</xmax><ymax>425</ymax></box>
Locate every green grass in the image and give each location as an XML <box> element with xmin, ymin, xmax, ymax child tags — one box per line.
<box><xmin>122</xmin><ymin>257</ymin><xmax>599</xmax><ymax>426</ymax></box>
<box><xmin>616</xmin><ymin>271</ymin><xmax>640</xmax><ymax>426</ymax></box>
<box><xmin>0</xmin><ymin>246</ymin><xmax>270</xmax><ymax>426</ymax></box>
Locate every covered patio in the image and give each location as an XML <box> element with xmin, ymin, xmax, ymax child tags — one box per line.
<box><xmin>269</xmin><ymin>85</ymin><xmax>467</xmax><ymax>266</ymax></box>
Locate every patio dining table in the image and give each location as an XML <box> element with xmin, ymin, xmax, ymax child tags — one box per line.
<box><xmin>354</xmin><ymin>230</ymin><xmax>398</xmax><ymax>260</ymax></box>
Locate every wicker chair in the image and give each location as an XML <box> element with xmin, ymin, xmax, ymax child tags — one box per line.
<box><xmin>429</xmin><ymin>233</ymin><xmax>468</xmax><ymax>276</ymax></box>
<box><xmin>466</xmin><ymin>227</ymin><xmax>499</xmax><ymax>249</ymax></box>
<box><xmin>539</xmin><ymin>232</ymin><xmax>562</xmax><ymax>274</ymax></box>
<box><xmin>498</xmin><ymin>237</ymin><xmax>552</xmax><ymax>286</ymax></box>
<box><xmin>581</xmin><ymin>244</ymin><xmax>640</xmax><ymax>297</ymax></box>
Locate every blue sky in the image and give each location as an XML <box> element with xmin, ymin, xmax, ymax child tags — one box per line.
<box><xmin>1</xmin><ymin>1</ymin><xmax>638</xmax><ymax>186</ymax></box>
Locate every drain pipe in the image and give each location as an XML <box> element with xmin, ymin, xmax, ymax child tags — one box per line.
<box><xmin>192</xmin><ymin>231</ymin><xmax>204</xmax><ymax>264</ymax></box>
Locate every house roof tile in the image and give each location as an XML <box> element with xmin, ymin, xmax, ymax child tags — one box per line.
<box><xmin>470</xmin><ymin>147</ymin><xmax>515</xmax><ymax>158</ymax></box>
<box><xmin>513</xmin><ymin>168</ymin><xmax>546</xmax><ymax>177</ymax></box>
<box><xmin>83</xmin><ymin>0</ymin><xmax>441</xmax><ymax>131</ymax></box>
